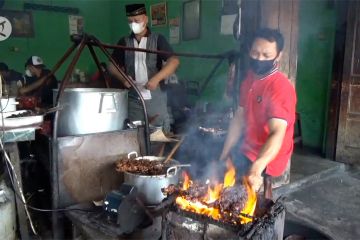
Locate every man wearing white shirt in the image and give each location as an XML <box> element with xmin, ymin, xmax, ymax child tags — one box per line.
<box><xmin>109</xmin><ymin>3</ymin><xmax>180</xmax><ymax>133</ymax></box>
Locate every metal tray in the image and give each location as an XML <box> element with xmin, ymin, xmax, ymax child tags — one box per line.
<box><xmin>0</xmin><ymin>110</ymin><xmax>44</xmax><ymax>128</ymax></box>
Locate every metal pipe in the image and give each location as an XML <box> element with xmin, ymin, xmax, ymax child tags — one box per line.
<box><xmin>87</xmin><ymin>44</ymin><xmax>110</xmax><ymax>88</ymax></box>
<box><xmin>39</xmin><ymin>43</ymin><xmax>77</xmax><ymax>86</ymax></box>
<box><xmin>264</xmin><ymin>175</ymin><xmax>273</xmax><ymax>200</ymax></box>
<box><xmin>51</xmin><ymin>37</ymin><xmax>86</xmax><ymax>239</ymax></box>
<box><xmin>55</xmin><ymin>40</ymin><xmax>87</xmax><ymax>104</ymax></box>
<box><xmin>53</xmin><ymin>36</ymin><xmax>87</xmax><ymax>145</ymax></box>
<box><xmin>88</xmin><ymin>35</ymin><xmax>151</xmax><ymax>155</ymax></box>
<box><xmin>50</xmin><ymin>44</ymin><xmax>78</xmax><ymax>76</ymax></box>
<box><xmin>199</xmin><ymin>58</ymin><xmax>225</xmax><ymax>95</ymax></box>
<box><xmin>88</xmin><ymin>42</ymin><xmax>238</xmax><ymax>60</ymax></box>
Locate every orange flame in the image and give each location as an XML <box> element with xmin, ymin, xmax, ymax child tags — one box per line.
<box><xmin>239</xmin><ymin>177</ymin><xmax>257</xmax><ymax>224</ymax></box>
<box><xmin>207</xmin><ymin>184</ymin><xmax>223</xmax><ymax>203</ymax></box>
<box><xmin>176</xmin><ymin>160</ymin><xmax>257</xmax><ymax>224</ymax></box>
<box><xmin>223</xmin><ymin>160</ymin><xmax>235</xmax><ymax>188</ymax></box>
<box><xmin>182</xmin><ymin>171</ymin><xmax>191</xmax><ymax>190</ymax></box>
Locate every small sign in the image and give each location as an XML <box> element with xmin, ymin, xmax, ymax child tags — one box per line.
<box><xmin>69</xmin><ymin>15</ymin><xmax>84</xmax><ymax>35</ymax></box>
<box><xmin>0</xmin><ymin>16</ymin><xmax>12</xmax><ymax>41</ymax></box>
<box><xmin>169</xmin><ymin>17</ymin><xmax>180</xmax><ymax>44</ymax></box>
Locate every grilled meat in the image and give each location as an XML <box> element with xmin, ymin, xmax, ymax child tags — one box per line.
<box><xmin>116</xmin><ymin>158</ymin><xmax>165</xmax><ymax>175</ymax></box>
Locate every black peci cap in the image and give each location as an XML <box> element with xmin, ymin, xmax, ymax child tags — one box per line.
<box><xmin>125</xmin><ymin>3</ymin><xmax>146</xmax><ymax>17</ymax></box>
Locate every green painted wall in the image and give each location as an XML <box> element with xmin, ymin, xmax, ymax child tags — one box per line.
<box><xmin>110</xmin><ymin>0</ymin><xmax>238</xmax><ymax>106</ymax></box>
<box><xmin>0</xmin><ymin>0</ymin><xmax>112</xmax><ymax>78</ymax></box>
<box><xmin>1</xmin><ymin>0</ymin><xmax>337</xmax><ymax>151</ymax></box>
<box><xmin>1</xmin><ymin>0</ymin><xmax>238</xmax><ymax>107</ymax></box>
<box><xmin>296</xmin><ymin>0</ymin><xmax>336</xmax><ymax>151</ymax></box>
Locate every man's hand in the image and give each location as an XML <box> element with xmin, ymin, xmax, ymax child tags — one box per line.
<box><xmin>248</xmin><ymin>172</ymin><xmax>263</xmax><ymax>192</ymax></box>
<box><xmin>123</xmin><ymin>80</ymin><xmax>131</xmax><ymax>89</ymax></box>
<box><xmin>248</xmin><ymin>161</ymin><xmax>266</xmax><ymax>192</ymax></box>
<box><xmin>146</xmin><ymin>78</ymin><xmax>159</xmax><ymax>90</ymax></box>
<box><xmin>18</xmin><ymin>87</ymin><xmax>25</xmax><ymax>96</ymax></box>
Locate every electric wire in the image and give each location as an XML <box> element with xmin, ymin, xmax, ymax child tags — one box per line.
<box><xmin>1</xmin><ymin>73</ymin><xmax>39</xmax><ymax>234</ymax></box>
<box><xmin>0</xmin><ymin>90</ymin><xmax>94</xmax><ymax>216</ymax></box>
<box><xmin>0</xmin><ymin>75</ymin><xmax>90</xmax><ymax>238</ymax></box>
<box><xmin>4</xmin><ymin>159</ymin><xmax>95</xmax><ymax>213</ymax></box>
<box><xmin>0</xmin><ymin>104</ymin><xmax>38</xmax><ymax>235</ymax></box>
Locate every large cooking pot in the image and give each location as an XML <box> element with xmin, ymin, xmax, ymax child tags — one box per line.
<box><xmin>54</xmin><ymin>88</ymin><xmax>128</xmax><ymax>136</ymax></box>
<box><xmin>124</xmin><ymin>152</ymin><xmax>180</xmax><ymax>205</ymax></box>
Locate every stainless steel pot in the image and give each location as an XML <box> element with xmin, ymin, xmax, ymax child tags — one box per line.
<box><xmin>123</xmin><ymin>152</ymin><xmax>181</xmax><ymax>205</ymax></box>
<box><xmin>54</xmin><ymin>88</ymin><xmax>128</xmax><ymax>136</ymax></box>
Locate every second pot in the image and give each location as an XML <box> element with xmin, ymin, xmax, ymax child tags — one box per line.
<box><xmin>123</xmin><ymin>152</ymin><xmax>180</xmax><ymax>205</ymax></box>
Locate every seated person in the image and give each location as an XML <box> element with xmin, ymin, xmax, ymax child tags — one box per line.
<box><xmin>19</xmin><ymin>56</ymin><xmax>58</xmax><ymax>108</ymax></box>
<box><xmin>65</xmin><ymin>64</ymin><xmax>109</xmax><ymax>88</ymax></box>
<box><xmin>89</xmin><ymin>62</ymin><xmax>109</xmax><ymax>88</ymax></box>
<box><xmin>0</xmin><ymin>62</ymin><xmax>24</xmax><ymax>96</ymax></box>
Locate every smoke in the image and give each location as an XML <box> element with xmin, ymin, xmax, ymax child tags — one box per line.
<box><xmin>173</xmin><ymin>102</ymin><xmax>234</xmax><ymax>182</ymax></box>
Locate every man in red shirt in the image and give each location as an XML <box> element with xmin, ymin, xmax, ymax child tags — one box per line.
<box><xmin>220</xmin><ymin>28</ymin><xmax>297</xmax><ymax>196</ymax></box>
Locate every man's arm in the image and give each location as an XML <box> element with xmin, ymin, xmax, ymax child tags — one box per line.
<box><xmin>108</xmin><ymin>63</ymin><xmax>131</xmax><ymax>88</ymax></box>
<box><xmin>146</xmin><ymin>56</ymin><xmax>180</xmax><ymax>90</ymax></box>
<box><xmin>248</xmin><ymin>118</ymin><xmax>287</xmax><ymax>191</ymax></box>
<box><xmin>18</xmin><ymin>76</ymin><xmax>47</xmax><ymax>95</ymax></box>
<box><xmin>219</xmin><ymin>107</ymin><xmax>244</xmax><ymax>161</ymax></box>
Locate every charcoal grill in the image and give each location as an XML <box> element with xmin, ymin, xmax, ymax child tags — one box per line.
<box><xmin>161</xmin><ymin>197</ymin><xmax>286</xmax><ymax>240</ymax></box>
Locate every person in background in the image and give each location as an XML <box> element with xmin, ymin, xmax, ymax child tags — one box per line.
<box><xmin>89</xmin><ymin>62</ymin><xmax>109</xmax><ymax>88</ymax></box>
<box><xmin>0</xmin><ymin>62</ymin><xmax>24</xmax><ymax>96</ymax></box>
<box><xmin>19</xmin><ymin>56</ymin><xmax>58</xmax><ymax>108</ymax></box>
<box><xmin>108</xmin><ymin>3</ymin><xmax>180</xmax><ymax>133</ymax></box>
<box><xmin>219</xmin><ymin>28</ymin><xmax>297</xmax><ymax>197</ymax></box>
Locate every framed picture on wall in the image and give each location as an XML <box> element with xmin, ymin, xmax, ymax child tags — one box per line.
<box><xmin>0</xmin><ymin>10</ymin><xmax>34</xmax><ymax>37</ymax></box>
<box><xmin>182</xmin><ymin>0</ymin><xmax>201</xmax><ymax>41</ymax></box>
<box><xmin>150</xmin><ymin>2</ymin><xmax>167</xmax><ymax>26</ymax></box>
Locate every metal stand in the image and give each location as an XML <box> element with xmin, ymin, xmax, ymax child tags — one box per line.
<box><xmin>46</xmin><ymin>33</ymin><xmax>240</xmax><ymax>238</ymax></box>
<box><xmin>46</xmin><ymin>34</ymin><xmax>151</xmax><ymax>239</ymax></box>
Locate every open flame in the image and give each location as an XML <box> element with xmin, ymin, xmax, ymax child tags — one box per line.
<box><xmin>175</xmin><ymin>160</ymin><xmax>257</xmax><ymax>224</ymax></box>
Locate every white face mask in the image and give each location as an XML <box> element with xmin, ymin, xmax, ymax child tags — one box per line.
<box><xmin>25</xmin><ymin>69</ymin><xmax>32</xmax><ymax>77</ymax></box>
<box><xmin>129</xmin><ymin>22</ymin><xmax>145</xmax><ymax>34</ymax></box>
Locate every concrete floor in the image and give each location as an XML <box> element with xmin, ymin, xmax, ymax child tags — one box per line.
<box><xmin>275</xmin><ymin>148</ymin><xmax>360</xmax><ymax>240</ymax></box>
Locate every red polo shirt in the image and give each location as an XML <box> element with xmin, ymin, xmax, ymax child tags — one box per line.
<box><xmin>239</xmin><ymin>70</ymin><xmax>296</xmax><ymax>176</ymax></box>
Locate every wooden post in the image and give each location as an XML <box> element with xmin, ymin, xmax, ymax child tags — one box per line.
<box><xmin>259</xmin><ymin>0</ymin><xmax>299</xmax><ymax>187</ymax></box>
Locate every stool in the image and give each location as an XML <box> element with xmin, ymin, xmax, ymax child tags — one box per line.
<box><xmin>294</xmin><ymin>112</ymin><xmax>303</xmax><ymax>147</ymax></box>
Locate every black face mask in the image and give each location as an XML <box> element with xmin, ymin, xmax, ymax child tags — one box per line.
<box><xmin>249</xmin><ymin>57</ymin><xmax>276</xmax><ymax>75</ymax></box>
